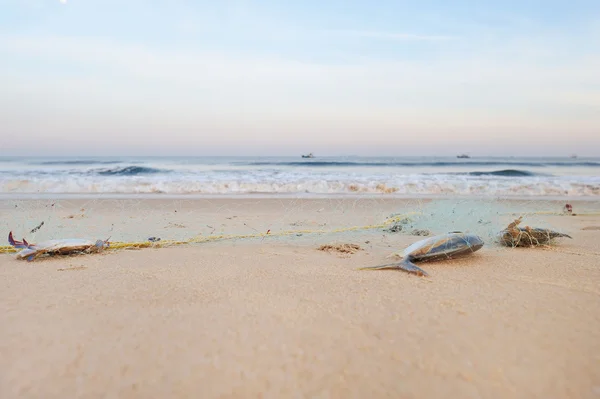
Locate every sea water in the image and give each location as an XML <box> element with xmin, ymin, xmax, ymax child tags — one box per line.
<box><xmin>0</xmin><ymin>156</ymin><xmax>598</xmax><ymax>198</ymax></box>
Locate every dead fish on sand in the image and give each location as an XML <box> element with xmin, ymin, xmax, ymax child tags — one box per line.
<box><xmin>8</xmin><ymin>231</ymin><xmax>109</xmax><ymax>261</ymax></box>
<box><xmin>498</xmin><ymin>216</ymin><xmax>572</xmax><ymax>247</ymax></box>
<box><xmin>360</xmin><ymin>232</ymin><xmax>484</xmax><ymax>277</ymax></box>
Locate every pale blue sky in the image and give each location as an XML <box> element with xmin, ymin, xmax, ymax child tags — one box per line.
<box><xmin>0</xmin><ymin>0</ymin><xmax>599</xmax><ymax>156</ymax></box>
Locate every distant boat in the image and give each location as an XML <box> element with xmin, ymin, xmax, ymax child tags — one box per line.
<box><xmin>570</xmin><ymin>154</ymin><xmax>577</xmax><ymax>159</ymax></box>
<box><xmin>301</xmin><ymin>153</ymin><xmax>315</xmax><ymax>159</ymax></box>
<box><xmin>456</xmin><ymin>154</ymin><xmax>470</xmax><ymax>159</ymax></box>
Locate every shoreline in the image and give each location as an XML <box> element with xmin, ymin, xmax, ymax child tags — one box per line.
<box><xmin>2</xmin><ymin>196</ymin><xmax>596</xmax><ymax>244</ymax></box>
<box><xmin>1</xmin><ymin>192</ymin><xmax>599</xmax><ymax>201</ymax></box>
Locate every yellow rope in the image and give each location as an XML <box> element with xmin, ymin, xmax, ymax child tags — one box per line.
<box><xmin>0</xmin><ymin>213</ymin><xmax>417</xmax><ymax>254</ymax></box>
<box><xmin>1</xmin><ymin>210</ymin><xmax>598</xmax><ymax>255</ymax></box>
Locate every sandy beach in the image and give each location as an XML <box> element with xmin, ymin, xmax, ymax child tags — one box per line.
<box><xmin>3</xmin><ymin>0</ymin><xmax>600</xmax><ymax>396</ymax></box>
<box><xmin>1</xmin><ymin>197</ymin><xmax>599</xmax><ymax>398</ymax></box>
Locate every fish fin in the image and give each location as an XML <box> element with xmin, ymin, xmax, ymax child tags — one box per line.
<box><xmin>8</xmin><ymin>231</ymin><xmax>27</xmax><ymax>249</ymax></box>
<box><xmin>358</xmin><ymin>262</ymin><xmax>402</xmax><ymax>270</ymax></box>
<box><xmin>359</xmin><ymin>259</ymin><xmax>429</xmax><ymax>277</ymax></box>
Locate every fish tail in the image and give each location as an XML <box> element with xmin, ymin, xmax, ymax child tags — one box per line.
<box><xmin>8</xmin><ymin>231</ymin><xmax>28</xmax><ymax>249</ymax></box>
<box><xmin>550</xmin><ymin>232</ymin><xmax>572</xmax><ymax>239</ymax></box>
<box><xmin>359</xmin><ymin>259</ymin><xmax>429</xmax><ymax>277</ymax></box>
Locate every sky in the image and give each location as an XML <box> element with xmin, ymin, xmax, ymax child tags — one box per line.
<box><xmin>0</xmin><ymin>0</ymin><xmax>599</xmax><ymax>156</ymax></box>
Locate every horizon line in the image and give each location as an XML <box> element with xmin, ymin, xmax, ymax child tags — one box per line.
<box><xmin>0</xmin><ymin>154</ymin><xmax>595</xmax><ymax>158</ymax></box>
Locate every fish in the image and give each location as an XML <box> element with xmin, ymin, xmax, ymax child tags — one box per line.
<box><xmin>8</xmin><ymin>231</ymin><xmax>109</xmax><ymax>261</ymax></box>
<box><xmin>498</xmin><ymin>217</ymin><xmax>572</xmax><ymax>247</ymax></box>
<box><xmin>360</xmin><ymin>232</ymin><xmax>484</xmax><ymax>276</ymax></box>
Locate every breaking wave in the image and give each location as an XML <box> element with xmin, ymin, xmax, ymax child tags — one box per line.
<box><xmin>2</xmin><ymin>156</ymin><xmax>599</xmax><ymax>198</ymax></box>
<box><xmin>93</xmin><ymin>166</ymin><xmax>166</xmax><ymax>176</ymax></box>
<box><xmin>466</xmin><ymin>169</ymin><xmax>538</xmax><ymax>177</ymax></box>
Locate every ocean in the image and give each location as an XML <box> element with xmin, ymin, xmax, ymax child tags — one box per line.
<box><xmin>0</xmin><ymin>156</ymin><xmax>599</xmax><ymax>198</ymax></box>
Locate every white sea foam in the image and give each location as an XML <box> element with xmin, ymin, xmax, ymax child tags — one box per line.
<box><xmin>1</xmin><ymin>156</ymin><xmax>599</xmax><ymax>197</ymax></box>
<box><xmin>1</xmin><ymin>175</ymin><xmax>599</xmax><ymax>196</ymax></box>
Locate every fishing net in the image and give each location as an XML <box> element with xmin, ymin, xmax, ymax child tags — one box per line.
<box><xmin>1</xmin><ymin>196</ymin><xmax>594</xmax><ymax>256</ymax></box>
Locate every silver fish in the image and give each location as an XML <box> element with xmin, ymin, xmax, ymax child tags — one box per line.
<box><xmin>360</xmin><ymin>232</ymin><xmax>484</xmax><ymax>276</ymax></box>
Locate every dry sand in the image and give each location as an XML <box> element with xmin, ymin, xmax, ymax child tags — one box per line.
<box><xmin>1</xmin><ymin>198</ymin><xmax>599</xmax><ymax>398</ymax></box>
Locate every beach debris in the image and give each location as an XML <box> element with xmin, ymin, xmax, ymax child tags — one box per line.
<box><xmin>386</xmin><ymin>223</ymin><xmax>403</xmax><ymax>233</ymax></box>
<box><xmin>385</xmin><ymin>217</ymin><xmax>412</xmax><ymax>233</ymax></box>
<box><xmin>260</xmin><ymin>229</ymin><xmax>271</xmax><ymax>241</ymax></box>
<box><xmin>8</xmin><ymin>231</ymin><xmax>109</xmax><ymax>261</ymax></box>
<box><xmin>30</xmin><ymin>221</ymin><xmax>44</xmax><ymax>234</ymax></box>
<box><xmin>410</xmin><ymin>229</ymin><xmax>431</xmax><ymax>236</ymax></box>
<box><xmin>498</xmin><ymin>216</ymin><xmax>572</xmax><ymax>247</ymax></box>
<box><xmin>147</xmin><ymin>236</ymin><xmax>161</xmax><ymax>242</ymax></box>
<box><xmin>564</xmin><ymin>203</ymin><xmax>573</xmax><ymax>215</ymax></box>
<box><xmin>65</xmin><ymin>213</ymin><xmax>85</xmax><ymax>219</ymax></box>
<box><xmin>359</xmin><ymin>232</ymin><xmax>485</xmax><ymax>277</ymax></box>
<box><xmin>384</xmin><ymin>217</ymin><xmax>430</xmax><ymax>236</ymax></box>
<box><xmin>260</xmin><ymin>230</ymin><xmax>271</xmax><ymax>241</ymax></box>
<box><xmin>318</xmin><ymin>243</ymin><xmax>362</xmax><ymax>255</ymax></box>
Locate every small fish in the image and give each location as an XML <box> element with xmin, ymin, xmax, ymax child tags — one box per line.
<box><xmin>360</xmin><ymin>232</ymin><xmax>484</xmax><ymax>277</ymax></box>
<box><xmin>498</xmin><ymin>217</ymin><xmax>572</xmax><ymax>247</ymax></box>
